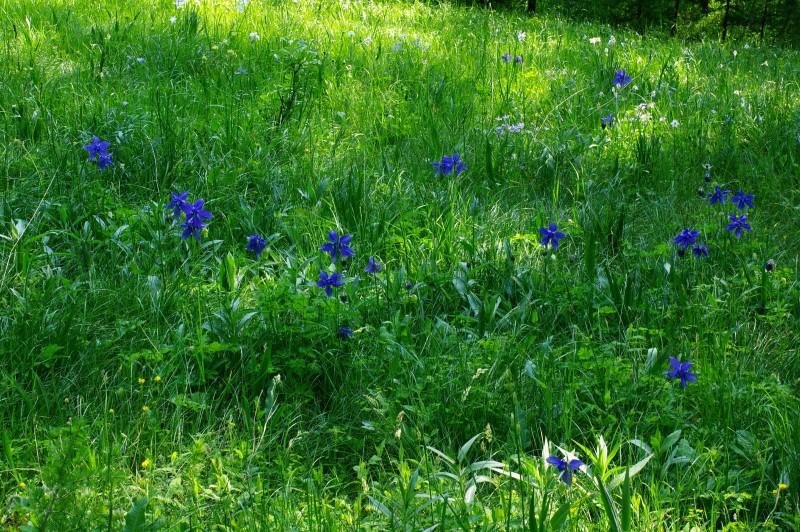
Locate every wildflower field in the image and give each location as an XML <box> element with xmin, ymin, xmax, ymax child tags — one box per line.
<box><xmin>2</xmin><ymin>0</ymin><xmax>800</xmax><ymax>529</ymax></box>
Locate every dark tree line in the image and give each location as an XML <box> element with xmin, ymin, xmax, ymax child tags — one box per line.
<box><xmin>467</xmin><ymin>0</ymin><xmax>800</xmax><ymax>45</ymax></box>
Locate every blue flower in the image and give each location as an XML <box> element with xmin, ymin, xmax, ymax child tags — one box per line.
<box><xmin>692</xmin><ymin>244</ymin><xmax>709</xmax><ymax>257</ymax></box>
<box><xmin>246</xmin><ymin>234</ymin><xmax>267</xmax><ymax>258</ymax></box>
<box><xmin>514</xmin><ymin>55</ymin><xmax>523</xmax><ymax>64</ymax></box>
<box><xmin>83</xmin><ymin>136</ymin><xmax>109</xmax><ymax>160</ymax></box>
<box><xmin>96</xmin><ymin>151</ymin><xmax>113</xmax><ymax>170</ymax></box>
<box><xmin>539</xmin><ymin>223</ymin><xmax>566</xmax><ymax>250</ymax></box>
<box><xmin>674</xmin><ymin>229</ymin><xmax>699</xmax><ymax>249</ymax></box>
<box><xmin>83</xmin><ymin>136</ymin><xmax>113</xmax><ymax>170</ymax></box>
<box><xmin>601</xmin><ymin>113</ymin><xmax>614</xmax><ymax>129</ymax></box>
<box><xmin>501</xmin><ymin>53</ymin><xmax>512</xmax><ymax>63</ymax></box>
<box><xmin>707</xmin><ymin>186</ymin><xmax>731</xmax><ymax>205</ymax></box>
<box><xmin>613</xmin><ymin>68</ymin><xmax>632</xmax><ymax>88</ymax></box>
<box><xmin>546</xmin><ymin>455</ymin><xmax>585</xmax><ymax>485</ymax></box>
<box><xmin>666</xmin><ymin>356</ymin><xmax>697</xmax><ymax>388</ymax></box>
<box><xmin>317</xmin><ymin>270</ymin><xmax>344</xmax><ymax>297</ymax></box>
<box><xmin>365</xmin><ymin>256</ymin><xmax>382</xmax><ymax>274</ymax></box>
<box><xmin>320</xmin><ymin>231</ymin><xmax>355</xmax><ymax>262</ymax></box>
<box><xmin>726</xmin><ymin>213</ymin><xmax>751</xmax><ymax>238</ymax></box>
<box><xmin>180</xmin><ymin>199</ymin><xmax>212</xmax><ymax>240</ymax></box>
<box><xmin>337</xmin><ymin>326</ymin><xmax>353</xmax><ymax>340</ymax></box>
<box><xmin>166</xmin><ymin>191</ymin><xmax>190</xmax><ymax>219</ymax></box>
<box><xmin>432</xmin><ymin>153</ymin><xmax>466</xmax><ymax>177</ymax></box>
<box><xmin>729</xmin><ymin>190</ymin><xmax>754</xmax><ymax>210</ymax></box>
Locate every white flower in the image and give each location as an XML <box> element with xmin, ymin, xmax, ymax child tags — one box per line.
<box><xmin>236</xmin><ymin>0</ymin><xmax>249</xmax><ymax>13</ymax></box>
<box><xmin>169</xmin><ymin>16</ymin><xmax>177</xmax><ymax>24</ymax></box>
<box><xmin>733</xmin><ymin>50</ymin><xmax>738</xmax><ymax>57</ymax></box>
<box><xmin>589</xmin><ymin>37</ymin><xmax>601</xmax><ymax>45</ymax></box>
<box><xmin>391</xmin><ymin>42</ymin><xmax>402</xmax><ymax>52</ymax></box>
<box><xmin>249</xmin><ymin>31</ymin><xmax>260</xmax><ymax>42</ymax></box>
<box><xmin>671</xmin><ymin>119</ymin><xmax>680</xmax><ymax>128</ymax></box>
<box><xmin>363</xmin><ymin>36</ymin><xmax>372</xmax><ymax>46</ymax></box>
<box><xmin>608</xmin><ymin>35</ymin><xmax>616</xmax><ymax>46</ymax></box>
<box><xmin>517</xmin><ymin>31</ymin><xmax>527</xmax><ymax>42</ymax></box>
<box><xmin>347</xmin><ymin>30</ymin><xmax>355</xmax><ymax>38</ymax></box>
<box><xmin>176</xmin><ymin>0</ymin><xmax>188</xmax><ymax>8</ymax></box>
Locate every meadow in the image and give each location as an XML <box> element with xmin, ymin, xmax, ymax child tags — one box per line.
<box><xmin>1</xmin><ymin>0</ymin><xmax>800</xmax><ymax>529</ymax></box>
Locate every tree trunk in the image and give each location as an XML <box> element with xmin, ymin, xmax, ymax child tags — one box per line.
<box><xmin>759</xmin><ymin>0</ymin><xmax>769</xmax><ymax>43</ymax></box>
<box><xmin>672</xmin><ymin>0</ymin><xmax>681</xmax><ymax>36</ymax></box>
<box><xmin>636</xmin><ymin>0</ymin><xmax>645</xmax><ymax>34</ymax></box>
<box><xmin>722</xmin><ymin>0</ymin><xmax>732</xmax><ymax>42</ymax></box>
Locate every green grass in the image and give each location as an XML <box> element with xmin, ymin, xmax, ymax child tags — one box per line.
<box><xmin>1</xmin><ymin>0</ymin><xmax>800</xmax><ymax>529</ymax></box>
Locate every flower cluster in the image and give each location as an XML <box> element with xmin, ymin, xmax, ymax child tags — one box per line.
<box><xmin>321</xmin><ymin>231</ymin><xmax>355</xmax><ymax>263</ymax></box>
<box><xmin>83</xmin><ymin>136</ymin><xmax>113</xmax><ymax>170</ymax></box>
<box><xmin>546</xmin><ymin>452</ymin><xmax>585</xmax><ymax>485</ymax></box>
<box><xmin>539</xmin><ymin>223</ymin><xmax>566</xmax><ymax>250</ymax></box>
<box><xmin>501</xmin><ymin>53</ymin><xmax>523</xmax><ymax>65</ymax></box>
<box><xmin>673</xmin><ymin>228</ymin><xmax>707</xmax><ymax>258</ymax></box>
<box><xmin>613</xmin><ymin>68</ymin><xmax>632</xmax><ymax>88</ymax></box>
<box><xmin>666</xmin><ymin>356</ymin><xmax>697</xmax><ymax>388</ymax></box>
<box><xmin>432</xmin><ymin>153</ymin><xmax>466</xmax><ymax>177</ymax></box>
<box><xmin>166</xmin><ymin>191</ymin><xmax>212</xmax><ymax>241</ymax></box>
<box><xmin>246</xmin><ymin>234</ymin><xmax>267</xmax><ymax>257</ymax></box>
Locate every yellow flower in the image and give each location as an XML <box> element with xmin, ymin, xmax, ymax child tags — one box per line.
<box><xmin>108</xmin><ymin>408</ymin><xmax>115</xmax><ymax>415</ymax></box>
<box><xmin>154</xmin><ymin>375</ymin><xmax>161</xmax><ymax>383</ymax></box>
<box><xmin>138</xmin><ymin>378</ymin><xmax>145</xmax><ymax>385</ymax></box>
<box><xmin>170</xmin><ymin>451</ymin><xmax>178</xmax><ymax>462</ymax></box>
<box><xmin>18</xmin><ymin>481</ymin><xmax>26</xmax><ymax>490</ymax></box>
<box><xmin>142</xmin><ymin>405</ymin><xmax>150</xmax><ymax>413</ymax></box>
<box><xmin>141</xmin><ymin>458</ymin><xmax>152</xmax><ymax>469</ymax></box>
<box><xmin>773</xmin><ymin>482</ymin><xmax>790</xmax><ymax>494</ymax></box>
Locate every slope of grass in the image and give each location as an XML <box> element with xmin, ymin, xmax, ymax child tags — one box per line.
<box><xmin>1</xmin><ymin>0</ymin><xmax>799</xmax><ymax>529</ymax></box>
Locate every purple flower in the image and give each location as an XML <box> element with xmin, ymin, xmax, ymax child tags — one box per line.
<box><xmin>666</xmin><ymin>356</ymin><xmax>697</xmax><ymax>388</ymax></box>
<box><xmin>365</xmin><ymin>256</ymin><xmax>382</xmax><ymax>274</ymax></box>
<box><xmin>707</xmin><ymin>186</ymin><xmax>731</xmax><ymax>205</ymax></box>
<box><xmin>765</xmin><ymin>259</ymin><xmax>775</xmax><ymax>272</ymax></box>
<box><xmin>432</xmin><ymin>153</ymin><xmax>466</xmax><ymax>177</ymax></box>
<box><xmin>337</xmin><ymin>326</ymin><xmax>353</xmax><ymax>340</ymax></box>
<box><xmin>166</xmin><ymin>191</ymin><xmax>190</xmax><ymax>219</ymax></box>
<box><xmin>730</xmin><ymin>190</ymin><xmax>754</xmax><ymax>210</ymax></box>
<box><xmin>725</xmin><ymin>214</ymin><xmax>751</xmax><ymax>238</ymax></box>
<box><xmin>539</xmin><ymin>223</ymin><xmax>566</xmax><ymax>250</ymax></box>
<box><xmin>320</xmin><ymin>231</ymin><xmax>355</xmax><ymax>262</ymax></box>
<box><xmin>246</xmin><ymin>234</ymin><xmax>267</xmax><ymax>257</ymax></box>
<box><xmin>601</xmin><ymin>113</ymin><xmax>614</xmax><ymax>129</ymax></box>
<box><xmin>546</xmin><ymin>455</ymin><xmax>585</xmax><ymax>485</ymax></box>
<box><xmin>317</xmin><ymin>270</ymin><xmax>344</xmax><ymax>297</ymax></box>
<box><xmin>501</xmin><ymin>52</ymin><xmax>512</xmax><ymax>63</ymax></box>
<box><xmin>514</xmin><ymin>55</ymin><xmax>523</xmax><ymax>64</ymax></box>
<box><xmin>613</xmin><ymin>68</ymin><xmax>632</xmax><ymax>88</ymax></box>
<box><xmin>692</xmin><ymin>244</ymin><xmax>709</xmax><ymax>257</ymax></box>
<box><xmin>180</xmin><ymin>199</ymin><xmax>212</xmax><ymax>240</ymax></box>
<box><xmin>674</xmin><ymin>229</ymin><xmax>699</xmax><ymax>249</ymax></box>
<box><xmin>83</xmin><ymin>136</ymin><xmax>113</xmax><ymax>170</ymax></box>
